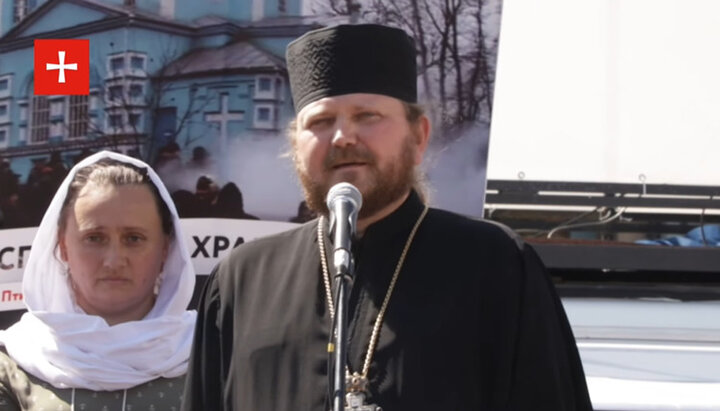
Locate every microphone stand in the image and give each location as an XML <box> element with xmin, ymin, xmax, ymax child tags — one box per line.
<box><xmin>331</xmin><ymin>259</ymin><xmax>353</xmax><ymax>411</ymax></box>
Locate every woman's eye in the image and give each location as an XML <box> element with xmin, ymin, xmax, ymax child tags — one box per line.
<box><xmin>125</xmin><ymin>234</ymin><xmax>145</xmax><ymax>244</ymax></box>
<box><xmin>84</xmin><ymin>234</ymin><xmax>105</xmax><ymax>244</ymax></box>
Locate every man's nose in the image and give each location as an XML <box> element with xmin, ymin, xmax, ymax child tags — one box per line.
<box><xmin>331</xmin><ymin>118</ymin><xmax>357</xmax><ymax>148</ymax></box>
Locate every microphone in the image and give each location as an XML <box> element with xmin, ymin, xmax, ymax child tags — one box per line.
<box><xmin>326</xmin><ymin>182</ymin><xmax>363</xmax><ymax>276</ymax></box>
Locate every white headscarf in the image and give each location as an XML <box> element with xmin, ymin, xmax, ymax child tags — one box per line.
<box><xmin>0</xmin><ymin>151</ymin><xmax>197</xmax><ymax>390</ymax></box>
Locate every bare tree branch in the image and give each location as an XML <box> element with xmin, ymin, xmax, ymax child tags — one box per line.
<box><xmin>309</xmin><ymin>0</ymin><xmax>501</xmax><ymax>134</ymax></box>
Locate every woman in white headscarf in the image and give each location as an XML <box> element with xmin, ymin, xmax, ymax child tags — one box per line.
<box><xmin>0</xmin><ymin>151</ymin><xmax>196</xmax><ymax>410</ymax></box>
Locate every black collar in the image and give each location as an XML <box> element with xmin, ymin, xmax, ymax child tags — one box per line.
<box><xmin>360</xmin><ymin>190</ymin><xmax>425</xmax><ymax>245</ymax></box>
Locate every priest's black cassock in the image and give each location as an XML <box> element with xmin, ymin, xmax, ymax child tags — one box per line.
<box><xmin>182</xmin><ymin>191</ymin><xmax>593</xmax><ymax>410</ymax></box>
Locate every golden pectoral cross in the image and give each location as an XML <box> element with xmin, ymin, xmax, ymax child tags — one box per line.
<box><xmin>345</xmin><ymin>373</ymin><xmax>382</xmax><ymax>411</ymax></box>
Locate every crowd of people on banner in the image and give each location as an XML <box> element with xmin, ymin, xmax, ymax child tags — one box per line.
<box><xmin>0</xmin><ymin>143</ymin><xmax>317</xmax><ymax>229</ymax></box>
<box><xmin>153</xmin><ymin>142</ymin><xmax>316</xmax><ymax>222</ymax></box>
<box><xmin>0</xmin><ymin>151</ymin><xmax>81</xmax><ymax>229</ymax></box>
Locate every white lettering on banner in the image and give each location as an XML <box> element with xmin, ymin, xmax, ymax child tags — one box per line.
<box><xmin>181</xmin><ymin>219</ymin><xmax>297</xmax><ymax>274</ymax></box>
<box><xmin>0</xmin><ymin>219</ymin><xmax>298</xmax><ymax>311</ymax></box>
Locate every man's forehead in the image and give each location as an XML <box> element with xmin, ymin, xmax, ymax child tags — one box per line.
<box><xmin>299</xmin><ymin>93</ymin><xmax>402</xmax><ymax>117</ymax></box>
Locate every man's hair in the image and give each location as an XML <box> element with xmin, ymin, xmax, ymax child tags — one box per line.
<box><xmin>58</xmin><ymin>159</ymin><xmax>174</xmax><ymax>237</ymax></box>
<box><xmin>403</xmin><ymin>102</ymin><xmax>430</xmax><ymax>202</ymax></box>
<box><xmin>403</xmin><ymin>101</ymin><xmax>425</xmax><ymax>125</ymax></box>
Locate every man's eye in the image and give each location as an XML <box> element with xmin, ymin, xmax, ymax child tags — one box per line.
<box><xmin>356</xmin><ymin>112</ymin><xmax>380</xmax><ymax>121</ymax></box>
<box><xmin>309</xmin><ymin>118</ymin><xmax>333</xmax><ymax>128</ymax></box>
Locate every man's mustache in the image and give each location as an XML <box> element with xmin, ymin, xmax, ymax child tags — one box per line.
<box><xmin>324</xmin><ymin>147</ymin><xmax>375</xmax><ymax>170</ymax></box>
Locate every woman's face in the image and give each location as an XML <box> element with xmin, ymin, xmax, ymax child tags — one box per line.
<box><xmin>59</xmin><ymin>183</ymin><xmax>169</xmax><ymax>325</ymax></box>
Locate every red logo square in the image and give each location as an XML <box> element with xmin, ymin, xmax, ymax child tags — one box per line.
<box><xmin>34</xmin><ymin>39</ymin><xmax>89</xmax><ymax>95</ymax></box>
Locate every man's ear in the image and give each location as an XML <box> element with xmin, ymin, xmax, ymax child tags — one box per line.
<box><xmin>413</xmin><ymin>115</ymin><xmax>431</xmax><ymax>165</ymax></box>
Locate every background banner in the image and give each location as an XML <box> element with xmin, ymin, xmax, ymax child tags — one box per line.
<box><xmin>0</xmin><ymin>0</ymin><xmax>503</xmax><ymax>314</ymax></box>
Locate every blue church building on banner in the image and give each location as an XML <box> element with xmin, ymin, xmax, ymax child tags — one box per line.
<box><xmin>0</xmin><ymin>0</ymin><xmax>321</xmax><ymax>181</ymax></box>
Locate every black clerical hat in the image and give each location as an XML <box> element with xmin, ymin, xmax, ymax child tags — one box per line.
<box><xmin>286</xmin><ymin>24</ymin><xmax>417</xmax><ymax>113</ymax></box>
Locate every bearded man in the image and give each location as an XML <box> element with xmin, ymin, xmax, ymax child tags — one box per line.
<box><xmin>182</xmin><ymin>24</ymin><xmax>592</xmax><ymax>411</ymax></box>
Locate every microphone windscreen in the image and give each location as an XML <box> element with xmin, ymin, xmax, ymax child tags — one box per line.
<box><xmin>326</xmin><ymin>182</ymin><xmax>363</xmax><ymax>210</ymax></box>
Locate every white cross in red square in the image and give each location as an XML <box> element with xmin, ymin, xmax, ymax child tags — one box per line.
<box><xmin>46</xmin><ymin>51</ymin><xmax>78</xmax><ymax>84</ymax></box>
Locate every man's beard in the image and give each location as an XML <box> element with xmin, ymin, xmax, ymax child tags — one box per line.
<box><xmin>296</xmin><ymin>135</ymin><xmax>417</xmax><ymax>220</ymax></box>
